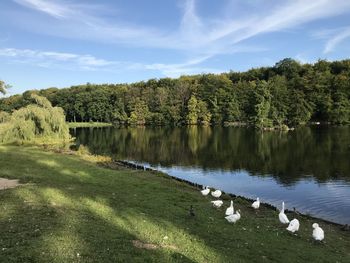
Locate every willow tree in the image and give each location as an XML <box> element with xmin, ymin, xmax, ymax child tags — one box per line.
<box><xmin>0</xmin><ymin>94</ymin><xmax>70</xmax><ymax>143</ymax></box>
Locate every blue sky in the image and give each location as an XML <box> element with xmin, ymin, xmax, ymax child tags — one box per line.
<box><xmin>1</xmin><ymin>0</ymin><xmax>350</xmax><ymax>95</ymax></box>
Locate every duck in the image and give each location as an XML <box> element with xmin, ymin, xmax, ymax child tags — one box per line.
<box><xmin>225</xmin><ymin>210</ymin><xmax>241</xmax><ymax>223</ymax></box>
<box><xmin>279</xmin><ymin>202</ymin><xmax>290</xmax><ymax>224</ymax></box>
<box><xmin>341</xmin><ymin>224</ymin><xmax>350</xmax><ymax>231</ymax></box>
<box><xmin>312</xmin><ymin>223</ymin><xmax>324</xmax><ymax>241</ymax></box>
<box><xmin>200</xmin><ymin>186</ymin><xmax>210</xmax><ymax>196</ymax></box>
<box><xmin>225</xmin><ymin>200</ymin><xmax>234</xmax><ymax>216</ymax></box>
<box><xmin>251</xmin><ymin>197</ymin><xmax>260</xmax><ymax>209</ymax></box>
<box><xmin>286</xmin><ymin>218</ymin><xmax>300</xmax><ymax>233</ymax></box>
<box><xmin>189</xmin><ymin>205</ymin><xmax>195</xmax><ymax>217</ymax></box>
<box><xmin>211</xmin><ymin>200</ymin><xmax>223</xmax><ymax>208</ymax></box>
<box><xmin>211</xmin><ymin>189</ymin><xmax>222</xmax><ymax>198</ymax></box>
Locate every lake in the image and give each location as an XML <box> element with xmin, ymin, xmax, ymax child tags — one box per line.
<box><xmin>71</xmin><ymin>126</ymin><xmax>350</xmax><ymax>225</ymax></box>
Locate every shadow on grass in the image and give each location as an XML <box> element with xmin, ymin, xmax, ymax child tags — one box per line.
<box><xmin>0</xmin><ymin>146</ymin><xmax>349</xmax><ymax>262</ymax></box>
<box><xmin>0</xmin><ymin>147</ymin><xmax>218</xmax><ymax>262</ymax></box>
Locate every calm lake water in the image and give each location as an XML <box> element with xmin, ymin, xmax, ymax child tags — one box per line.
<box><xmin>72</xmin><ymin>126</ymin><xmax>350</xmax><ymax>224</ymax></box>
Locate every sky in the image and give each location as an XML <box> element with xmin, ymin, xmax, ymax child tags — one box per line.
<box><xmin>1</xmin><ymin>0</ymin><xmax>350</xmax><ymax>95</ymax></box>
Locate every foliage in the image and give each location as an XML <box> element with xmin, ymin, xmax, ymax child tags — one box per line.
<box><xmin>1</xmin><ymin>58</ymin><xmax>350</xmax><ymax>128</ymax></box>
<box><xmin>0</xmin><ymin>111</ymin><xmax>10</xmax><ymax>123</ymax></box>
<box><xmin>251</xmin><ymin>81</ymin><xmax>273</xmax><ymax>128</ymax></box>
<box><xmin>186</xmin><ymin>95</ymin><xmax>199</xmax><ymax>124</ymax></box>
<box><xmin>0</xmin><ymin>94</ymin><xmax>70</xmax><ymax>143</ymax></box>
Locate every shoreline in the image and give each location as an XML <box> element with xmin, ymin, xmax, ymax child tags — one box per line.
<box><xmin>1</xmin><ymin>145</ymin><xmax>350</xmax><ymax>262</ymax></box>
<box><xmin>67</xmin><ymin>121</ymin><xmax>349</xmax><ymax>129</ymax></box>
<box><xmin>67</xmin><ymin>122</ymin><xmax>113</xmax><ymax>128</ymax></box>
<box><xmin>111</xmin><ymin>160</ymin><xmax>347</xmax><ymax>228</ymax></box>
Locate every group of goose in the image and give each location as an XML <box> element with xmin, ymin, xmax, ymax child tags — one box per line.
<box><xmin>200</xmin><ymin>186</ymin><xmax>325</xmax><ymax>241</ymax></box>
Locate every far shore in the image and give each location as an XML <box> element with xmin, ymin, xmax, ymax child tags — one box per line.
<box><xmin>68</xmin><ymin>122</ymin><xmax>113</xmax><ymax>128</ymax></box>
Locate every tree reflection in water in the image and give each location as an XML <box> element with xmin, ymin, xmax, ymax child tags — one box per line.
<box><xmin>72</xmin><ymin>126</ymin><xmax>350</xmax><ymax>186</ymax></box>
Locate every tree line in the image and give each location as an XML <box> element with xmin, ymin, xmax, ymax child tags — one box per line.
<box><xmin>1</xmin><ymin>58</ymin><xmax>350</xmax><ymax>128</ymax></box>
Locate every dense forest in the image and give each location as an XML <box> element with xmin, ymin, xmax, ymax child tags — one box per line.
<box><xmin>1</xmin><ymin>58</ymin><xmax>350</xmax><ymax>128</ymax></box>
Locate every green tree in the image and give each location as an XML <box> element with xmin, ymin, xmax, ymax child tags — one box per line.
<box><xmin>251</xmin><ymin>81</ymin><xmax>273</xmax><ymax>129</ymax></box>
<box><xmin>330</xmin><ymin>92</ymin><xmax>350</xmax><ymax>124</ymax></box>
<box><xmin>288</xmin><ymin>90</ymin><xmax>314</xmax><ymax>126</ymax></box>
<box><xmin>197</xmin><ymin>99</ymin><xmax>211</xmax><ymax>125</ymax></box>
<box><xmin>274</xmin><ymin>58</ymin><xmax>301</xmax><ymax>80</ymax></box>
<box><xmin>186</xmin><ymin>95</ymin><xmax>199</xmax><ymax>125</ymax></box>
<box><xmin>223</xmin><ymin>93</ymin><xmax>241</xmax><ymax>123</ymax></box>
<box><xmin>128</xmin><ymin>99</ymin><xmax>150</xmax><ymax>125</ymax></box>
<box><xmin>269</xmin><ymin>76</ymin><xmax>289</xmax><ymax>126</ymax></box>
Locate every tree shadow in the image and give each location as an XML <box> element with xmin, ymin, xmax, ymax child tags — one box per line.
<box><xmin>0</xmin><ymin>146</ymin><xmax>349</xmax><ymax>262</ymax></box>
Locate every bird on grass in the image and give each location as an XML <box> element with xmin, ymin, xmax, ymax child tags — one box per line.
<box><xmin>225</xmin><ymin>200</ymin><xmax>234</xmax><ymax>216</ymax></box>
<box><xmin>225</xmin><ymin>210</ymin><xmax>241</xmax><ymax>223</ymax></box>
<box><xmin>279</xmin><ymin>202</ymin><xmax>290</xmax><ymax>224</ymax></box>
<box><xmin>252</xmin><ymin>197</ymin><xmax>260</xmax><ymax>210</ymax></box>
<box><xmin>211</xmin><ymin>200</ymin><xmax>223</xmax><ymax>208</ymax></box>
<box><xmin>200</xmin><ymin>186</ymin><xmax>210</xmax><ymax>196</ymax></box>
<box><xmin>286</xmin><ymin>218</ymin><xmax>300</xmax><ymax>233</ymax></box>
<box><xmin>312</xmin><ymin>223</ymin><xmax>324</xmax><ymax>241</ymax></box>
<box><xmin>189</xmin><ymin>205</ymin><xmax>195</xmax><ymax>217</ymax></box>
<box><xmin>211</xmin><ymin>189</ymin><xmax>222</xmax><ymax>198</ymax></box>
<box><xmin>341</xmin><ymin>224</ymin><xmax>350</xmax><ymax>231</ymax></box>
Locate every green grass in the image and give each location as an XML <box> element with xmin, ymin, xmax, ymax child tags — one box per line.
<box><xmin>67</xmin><ymin>122</ymin><xmax>112</xmax><ymax>128</ymax></box>
<box><xmin>0</xmin><ymin>145</ymin><xmax>349</xmax><ymax>262</ymax></box>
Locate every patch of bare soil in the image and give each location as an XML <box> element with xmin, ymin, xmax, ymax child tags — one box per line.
<box><xmin>0</xmin><ymin>178</ymin><xmax>20</xmax><ymax>190</ymax></box>
<box><xmin>132</xmin><ymin>240</ymin><xmax>158</xmax><ymax>250</ymax></box>
<box><xmin>132</xmin><ymin>240</ymin><xmax>178</xmax><ymax>250</ymax></box>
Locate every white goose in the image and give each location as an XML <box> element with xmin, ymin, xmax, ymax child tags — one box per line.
<box><xmin>252</xmin><ymin>197</ymin><xmax>260</xmax><ymax>209</ymax></box>
<box><xmin>312</xmin><ymin>223</ymin><xmax>324</xmax><ymax>241</ymax></box>
<box><xmin>225</xmin><ymin>200</ymin><xmax>234</xmax><ymax>216</ymax></box>
<box><xmin>225</xmin><ymin>210</ymin><xmax>241</xmax><ymax>223</ymax></box>
<box><xmin>279</xmin><ymin>202</ymin><xmax>290</xmax><ymax>224</ymax></box>
<box><xmin>286</xmin><ymin>218</ymin><xmax>300</xmax><ymax>233</ymax></box>
<box><xmin>211</xmin><ymin>189</ymin><xmax>222</xmax><ymax>198</ymax></box>
<box><xmin>211</xmin><ymin>200</ymin><xmax>223</xmax><ymax>208</ymax></box>
<box><xmin>200</xmin><ymin>186</ymin><xmax>210</xmax><ymax>196</ymax></box>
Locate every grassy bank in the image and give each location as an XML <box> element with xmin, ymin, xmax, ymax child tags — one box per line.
<box><xmin>0</xmin><ymin>146</ymin><xmax>349</xmax><ymax>262</ymax></box>
<box><xmin>67</xmin><ymin>122</ymin><xmax>112</xmax><ymax>128</ymax></box>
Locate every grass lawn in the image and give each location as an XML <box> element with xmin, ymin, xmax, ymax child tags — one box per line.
<box><xmin>0</xmin><ymin>145</ymin><xmax>349</xmax><ymax>262</ymax></box>
<box><xmin>67</xmin><ymin>122</ymin><xmax>112</xmax><ymax>128</ymax></box>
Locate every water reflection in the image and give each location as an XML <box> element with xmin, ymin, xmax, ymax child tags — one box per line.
<box><xmin>72</xmin><ymin>126</ymin><xmax>350</xmax><ymax>185</ymax></box>
<box><xmin>72</xmin><ymin>126</ymin><xmax>350</xmax><ymax>224</ymax></box>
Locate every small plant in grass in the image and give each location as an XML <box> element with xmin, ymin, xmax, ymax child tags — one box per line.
<box><xmin>76</xmin><ymin>144</ymin><xmax>91</xmax><ymax>155</ymax></box>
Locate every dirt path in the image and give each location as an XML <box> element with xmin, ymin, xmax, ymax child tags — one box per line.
<box><xmin>0</xmin><ymin>178</ymin><xmax>20</xmax><ymax>190</ymax></box>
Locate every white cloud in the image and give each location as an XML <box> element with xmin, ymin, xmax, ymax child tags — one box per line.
<box><xmin>0</xmin><ymin>48</ymin><xmax>117</xmax><ymax>71</ymax></box>
<box><xmin>8</xmin><ymin>0</ymin><xmax>350</xmax><ymax>75</ymax></box>
<box><xmin>323</xmin><ymin>27</ymin><xmax>350</xmax><ymax>54</ymax></box>
<box><xmin>13</xmin><ymin>0</ymin><xmax>71</xmax><ymax>19</ymax></box>
<box><xmin>0</xmin><ymin>47</ymin><xmax>225</xmax><ymax>77</ymax></box>
<box><xmin>12</xmin><ymin>0</ymin><xmax>350</xmax><ymax>53</ymax></box>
